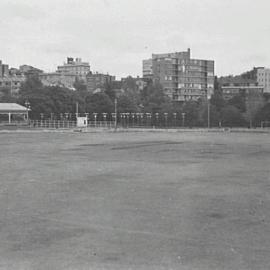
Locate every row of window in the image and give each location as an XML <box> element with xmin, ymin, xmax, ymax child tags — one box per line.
<box><xmin>156</xmin><ymin>58</ymin><xmax>212</xmax><ymax>66</ymax></box>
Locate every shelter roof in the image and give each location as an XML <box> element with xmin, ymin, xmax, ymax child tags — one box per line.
<box><xmin>0</xmin><ymin>103</ymin><xmax>28</xmax><ymax>112</ymax></box>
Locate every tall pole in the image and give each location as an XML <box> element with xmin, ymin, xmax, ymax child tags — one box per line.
<box><xmin>114</xmin><ymin>98</ymin><xmax>117</xmax><ymax>131</ymax></box>
<box><xmin>25</xmin><ymin>100</ymin><xmax>30</xmax><ymax>124</ymax></box>
<box><xmin>207</xmin><ymin>96</ymin><xmax>211</xmax><ymax>129</ymax></box>
<box><xmin>76</xmin><ymin>102</ymin><xmax>79</xmax><ymax>118</ymax></box>
<box><xmin>182</xmin><ymin>112</ymin><xmax>186</xmax><ymax>127</ymax></box>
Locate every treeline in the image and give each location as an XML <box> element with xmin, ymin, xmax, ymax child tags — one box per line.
<box><xmin>0</xmin><ymin>75</ymin><xmax>270</xmax><ymax>127</ymax></box>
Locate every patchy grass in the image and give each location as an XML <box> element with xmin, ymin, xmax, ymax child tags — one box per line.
<box><xmin>0</xmin><ymin>131</ymin><xmax>269</xmax><ymax>270</ymax></box>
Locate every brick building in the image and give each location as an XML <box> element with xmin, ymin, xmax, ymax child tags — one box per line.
<box><xmin>86</xmin><ymin>72</ymin><xmax>115</xmax><ymax>93</ymax></box>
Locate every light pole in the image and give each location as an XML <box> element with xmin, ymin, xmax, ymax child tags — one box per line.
<box><xmin>24</xmin><ymin>100</ymin><xmax>30</xmax><ymax>123</ymax></box>
<box><xmin>181</xmin><ymin>112</ymin><xmax>186</xmax><ymax>128</ymax></box>
<box><xmin>146</xmin><ymin>113</ymin><xmax>151</xmax><ymax>127</ymax></box>
<box><xmin>131</xmin><ymin>113</ymin><xmax>135</xmax><ymax>127</ymax></box>
<box><xmin>125</xmin><ymin>113</ymin><xmax>130</xmax><ymax>128</ymax></box>
<box><xmin>207</xmin><ymin>95</ymin><xmax>211</xmax><ymax>129</ymax></box>
<box><xmin>173</xmin><ymin>113</ymin><xmax>177</xmax><ymax>127</ymax></box>
<box><xmin>114</xmin><ymin>98</ymin><xmax>117</xmax><ymax>131</ymax></box>
<box><xmin>102</xmin><ymin>113</ymin><xmax>107</xmax><ymax>127</ymax></box>
<box><xmin>155</xmin><ymin>113</ymin><xmax>159</xmax><ymax>127</ymax></box>
<box><xmin>136</xmin><ymin>113</ymin><xmax>140</xmax><ymax>126</ymax></box>
<box><xmin>76</xmin><ymin>102</ymin><xmax>79</xmax><ymax>118</ymax></box>
<box><xmin>93</xmin><ymin>113</ymin><xmax>97</xmax><ymax>127</ymax></box>
<box><xmin>40</xmin><ymin>113</ymin><xmax>44</xmax><ymax>128</ymax></box>
<box><xmin>140</xmin><ymin>113</ymin><xmax>144</xmax><ymax>127</ymax></box>
<box><xmin>164</xmin><ymin>113</ymin><xmax>168</xmax><ymax>128</ymax></box>
<box><xmin>85</xmin><ymin>113</ymin><xmax>89</xmax><ymax>127</ymax></box>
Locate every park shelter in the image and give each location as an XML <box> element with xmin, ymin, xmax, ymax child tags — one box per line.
<box><xmin>0</xmin><ymin>103</ymin><xmax>29</xmax><ymax>124</ymax></box>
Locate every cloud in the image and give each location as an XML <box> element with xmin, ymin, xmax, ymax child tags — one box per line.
<box><xmin>0</xmin><ymin>1</ymin><xmax>45</xmax><ymax>21</ymax></box>
<box><xmin>0</xmin><ymin>0</ymin><xmax>270</xmax><ymax>77</ymax></box>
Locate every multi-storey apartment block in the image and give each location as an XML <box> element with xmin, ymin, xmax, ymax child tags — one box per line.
<box><xmin>142</xmin><ymin>59</ymin><xmax>153</xmax><ymax>79</ymax></box>
<box><xmin>257</xmin><ymin>67</ymin><xmax>270</xmax><ymax>93</ymax></box>
<box><xmin>143</xmin><ymin>49</ymin><xmax>214</xmax><ymax>101</ymax></box>
<box><xmin>57</xmin><ymin>57</ymin><xmax>90</xmax><ymax>76</ymax></box>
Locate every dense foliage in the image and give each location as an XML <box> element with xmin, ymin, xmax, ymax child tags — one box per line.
<box><xmin>0</xmin><ymin>75</ymin><xmax>269</xmax><ymax>127</ymax></box>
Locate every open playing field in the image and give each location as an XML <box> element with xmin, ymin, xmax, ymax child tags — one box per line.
<box><xmin>0</xmin><ymin>131</ymin><xmax>270</xmax><ymax>270</ymax></box>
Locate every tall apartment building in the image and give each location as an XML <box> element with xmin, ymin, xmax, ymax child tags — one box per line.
<box><xmin>143</xmin><ymin>49</ymin><xmax>215</xmax><ymax>101</ymax></box>
<box><xmin>142</xmin><ymin>59</ymin><xmax>153</xmax><ymax>79</ymax></box>
<box><xmin>257</xmin><ymin>67</ymin><xmax>270</xmax><ymax>93</ymax></box>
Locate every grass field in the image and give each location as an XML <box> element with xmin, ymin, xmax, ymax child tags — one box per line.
<box><xmin>0</xmin><ymin>131</ymin><xmax>270</xmax><ymax>270</ymax></box>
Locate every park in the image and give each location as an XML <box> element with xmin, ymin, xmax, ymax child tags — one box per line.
<box><xmin>0</xmin><ymin>130</ymin><xmax>269</xmax><ymax>269</ymax></box>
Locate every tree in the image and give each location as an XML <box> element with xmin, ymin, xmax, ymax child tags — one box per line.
<box><xmin>254</xmin><ymin>103</ymin><xmax>270</xmax><ymax>125</ymax></box>
<box><xmin>85</xmin><ymin>92</ymin><xmax>114</xmax><ymax>117</ymax></box>
<box><xmin>245</xmin><ymin>93</ymin><xmax>264</xmax><ymax>127</ymax></box>
<box><xmin>104</xmin><ymin>81</ymin><xmax>116</xmax><ymax>101</ymax></box>
<box><xmin>198</xmin><ymin>100</ymin><xmax>220</xmax><ymax>127</ymax></box>
<box><xmin>221</xmin><ymin>105</ymin><xmax>246</xmax><ymax>127</ymax></box>
<box><xmin>228</xmin><ymin>94</ymin><xmax>246</xmax><ymax>113</ymax></box>
<box><xmin>117</xmin><ymin>94</ymin><xmax>138</xmax><ymax>113</ymax></box>
<box><xmin>182</xmin><ymin>101</ymin><xmax>200</xmax><ymax>127</ymax></box>
<box><xmin>18</xmin><ymin>76</ymin><xmax>85</xmax><ymax>119</ymax></box>
<box><xmin>19</xmin><ymin>75</ymin><xmax>43</xmax><ymax>96</ymax></box>
<box><xmin>73</xmin><ymin>77</ymin><xmax>87</xmax><ymax>95</ymax></box>
<box><xmin>210</xmin><ymin>91</ymin><xmax>226</xmax><ymax>111</ymax></box>
<box><xmin>140</xmin><ymin>82</ymin><xmax>169</xmax><ymax>112</ymax></box>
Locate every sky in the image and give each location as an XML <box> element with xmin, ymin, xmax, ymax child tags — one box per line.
<box><xmin>0</xmin><ymin>0</ymin><xmax>270</xmax><ymax>79</ymax></box>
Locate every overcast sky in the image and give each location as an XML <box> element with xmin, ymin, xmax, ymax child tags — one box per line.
<box><xmin>1</xmin><ymin>0</ymin><xmax>270</xmax><ymax>78</ymax></box>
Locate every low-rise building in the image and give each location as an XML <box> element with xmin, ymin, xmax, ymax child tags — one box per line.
<box><xmin>19</xmin><ymin>65</ymin><xmax>43</xmax><ymax>77</ymax></box>
<box><xmin>39</xmin><ymin>57</ymin><xmax>90</xmax><ymax>89</ymax></box>
<box><xmin>39</xmin><ymin>72</ymin><xmax>78</xmax><ymax>89</ymax></box>
<box><xmin>86</xmin><ymin>72</ymin><xmax>115</xmax><ymax>93</ymax></box>
<box><xmin>0</xmin><ymin>60</ymin><xmax>25</xmax><ymax>96</ymax></box>
<box><xmin>221</xmin><ymin>84</ymin><xmax>264</xmax><ymax>100</ymax></box>
<box><xmin>257</xmin><ymin>67</ymin><xmax>270</xmax><ymax>93</ymax></box>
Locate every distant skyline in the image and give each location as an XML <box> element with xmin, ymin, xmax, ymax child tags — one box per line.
<box><xmin>1</xmin><ymin>0</ymin><xmax>270</xmax><ymax>79</ymax></box>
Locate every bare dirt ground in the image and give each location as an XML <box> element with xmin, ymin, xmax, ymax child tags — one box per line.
<box><xmin>0</xmin><ymin>131</ymin><xmax>269</xmax><ymax>270</ymax></box>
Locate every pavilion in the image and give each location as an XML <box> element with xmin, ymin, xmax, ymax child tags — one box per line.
<box><xmin>0</xmin><ymin>103</ymin><xmax>29</xmax><ymax>124</ymax></box>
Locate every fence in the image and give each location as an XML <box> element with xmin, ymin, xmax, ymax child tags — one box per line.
<box><xmin>29</xmin><ymin>120</ymin><xmax>116</xmax><ymax>129</ymax></box>
<box><xmin>2</xmin><ymin>118</ymin><xmax>269</xmax><ymax>130</ymax></box>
